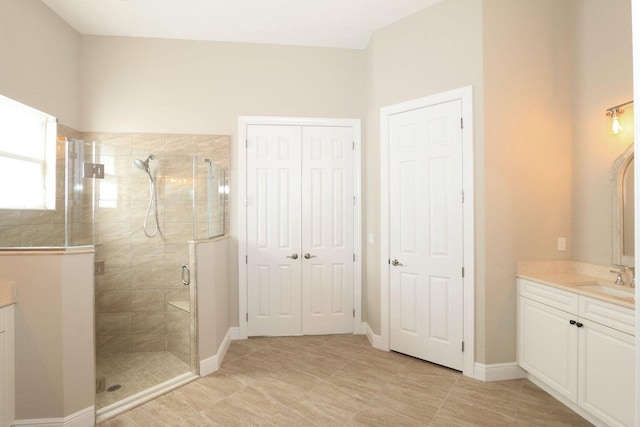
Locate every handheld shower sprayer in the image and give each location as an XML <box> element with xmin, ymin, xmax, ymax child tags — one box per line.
<box><xmin>134</xmin><ymin>154</ymin><xmax>159</xmax><ymax>238</ymax></box>
<box><xmin>134</xmin><ymin>154</ymin><xmax>155</xmax><ymax>182</ymax></box>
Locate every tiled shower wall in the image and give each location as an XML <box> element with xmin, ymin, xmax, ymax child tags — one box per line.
<box><xmin>89</xmin><ymin>132</ymin><xmax>229</xmax><ymax>358</ymax></box>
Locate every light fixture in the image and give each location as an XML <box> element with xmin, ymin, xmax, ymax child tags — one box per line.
<box><xmin>606</xmin><ymin>100</ymin><xmax>633</xmax><ymax>134</ymax></box>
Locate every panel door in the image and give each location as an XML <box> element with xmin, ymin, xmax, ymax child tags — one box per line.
<box><xmin>246</xmin><ymin>125</ymin><xmax>302</xmax><ymax>336</ymax></box>
<box><xmin>518</xmin><ymin>297</ymin><xmax>578</xmax><ymax>402</ymax></box>
<box><xmin>578</xmin><ymin>319</ymin><xmax>635</xmax><ymax>427</ymax></box>
<box><xmin>388</xmin><ymin>100</ymin><xmax>464</xmax><ymax>370</ymax></box>
<box><xmin>301</xmin><ymin>126</ymin><xmax>354</xmax><ymax>334</ymax></box>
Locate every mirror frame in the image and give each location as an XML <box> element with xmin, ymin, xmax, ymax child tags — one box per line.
<box><xmin>611</xmin><ymin>143</ymin><xmax>634</xmax><ymax>266</ymax></box>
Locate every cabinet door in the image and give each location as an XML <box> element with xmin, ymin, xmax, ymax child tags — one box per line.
<box><xmin>518</xmin><ymin>297</ymin><xmax>578</xmax><ymax>402</ymax></box>
<box><xmin>579</xmin><ymin>319</ymin><xmax>635</xmax><ymax>427</ymax></box>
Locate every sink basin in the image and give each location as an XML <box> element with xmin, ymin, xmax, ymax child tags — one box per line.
<box><xmin>581</xmin><ymin>284</ymin><xmax>635</xmax><ymax>299</ymax></box>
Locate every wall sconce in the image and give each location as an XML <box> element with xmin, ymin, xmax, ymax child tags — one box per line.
<box><xmin>606</xmin><ymin>100</ymin><xmax>634</xmax><ymax>134</ymax></box>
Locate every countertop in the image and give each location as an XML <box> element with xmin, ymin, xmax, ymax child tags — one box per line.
<box><xmin>0</xmin><ymin>281</ymin><xmax>16</xmax><ymax>308</ymax></box>
<box><xmin>517</xmin><ymin>272</ymin><xmax>635</xmax><ymax>310</ymax></box>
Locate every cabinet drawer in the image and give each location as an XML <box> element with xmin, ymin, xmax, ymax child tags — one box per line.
<box><xmin>518</xmin><ymin>279</ymin><xmax>579</xmax><ymax>313</ymax></box>
<box><xmin>579</xmin><ymin>296</ymin><xmax>635</xmax><ymax>336</ymax></box>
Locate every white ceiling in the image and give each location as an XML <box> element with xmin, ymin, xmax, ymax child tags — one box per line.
<box><xmin>42</xmin><ymin>0</ymin><xmax>443</xmax><ymax>49</ymax></box>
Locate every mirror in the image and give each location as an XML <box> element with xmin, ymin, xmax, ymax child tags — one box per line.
<box><xmin>612</xmin><ymin>143</ymin><xmax>634</xmax><ymax>266</ymax></box>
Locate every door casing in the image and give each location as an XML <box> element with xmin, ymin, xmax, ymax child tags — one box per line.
<box><xmin>379</xmin><ymin>86</ymin><xmax>475</xmax><ymax>378</ymax></box>
<box><xmin>238</xmin><ymin>116</ymin><xmax>363</xmax><ymax>339</ymax></box>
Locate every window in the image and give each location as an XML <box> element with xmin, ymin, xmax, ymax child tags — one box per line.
<box><xmin>0</xmin><ymin>94</ymin><xmax>57</xmax><ymax>210</ymax></box>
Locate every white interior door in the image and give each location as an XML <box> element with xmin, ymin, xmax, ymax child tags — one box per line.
<box><xmin>247</xmin><ymin>125</ymin><xmax>302</xmax><ymax>336</ymax></box>
<box><xmin>389</xmin><ymin>100</ymin><xmax>464</xmax><ymax>370</ymax></box>
<box><xmin>301</xmin><ymin>126</ymin><xmax>354</xmax><ymax>335</ymax></box>
<box><xmin>246</xmin><ymin>123</ymin><xmax>355</xmax><ymax>337</ymax></box>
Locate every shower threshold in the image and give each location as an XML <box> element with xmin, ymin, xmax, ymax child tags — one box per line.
<box><xmin>96</xmin><ymin>371</ymin><xmax>198</xmax><ymax>423</ymax></box>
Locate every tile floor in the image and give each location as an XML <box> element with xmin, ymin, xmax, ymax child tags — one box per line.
<box><xmin>99</xmin><ymin>334</ymin><xmax>592</xmax><ymax>426</ymax></box>
<box><xmin>97</xmin><ymin>351</ymin><xmax>191</xmax><ymax>409</ymax></box>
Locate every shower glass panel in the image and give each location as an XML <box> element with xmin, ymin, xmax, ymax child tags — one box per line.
<box><xmin>195</xmin><ymin>158</ymin><xmax>227</xmax><ymax>239</ymax></box>
<box><xmin>0</xmin><ymin>136</ymin><xmax>96</xmax><ymax>248</ymax></box>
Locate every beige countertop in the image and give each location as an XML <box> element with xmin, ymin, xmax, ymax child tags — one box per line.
<box><xmin>0</xmin><ymin>281</ymin><xmax>16</xmax><ymax>308</ymax></box>
<box><xmin>517</xmin><ymin>271</ymin><xmax>635</xmax><ymax>310</ymax></box>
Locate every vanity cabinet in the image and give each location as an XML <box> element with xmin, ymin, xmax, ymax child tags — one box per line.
<box><xmin>0</xmin><ymin>305</ymin><xmax>14</xmax><ymax>427</ymax></box>
<box><xmin>517</xmin><ymin>279</ymin><xmax>635</xmax><ymax>427</ymax></box>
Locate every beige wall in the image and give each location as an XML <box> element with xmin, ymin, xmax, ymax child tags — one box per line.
<box><xmin>0</xmin><ymin>251</ymin><xmax>94</xmax><ymax>420</ymax></box>
<box><xmin>482</xmin><ymin>0</ymin><xmax>574</xmax><ymax>363</ymax></box>
<box><xmin>196</xmin><ymin>237</ymin><xmax>230</xmax><ymax>366</ymax></box>
<box><xmin>0</xmin><ymin>0</ymin><xmax>81</xmax><ymax>129</ymax></box>
<box><xmin>363</xmin><ymin>0</ymin><xmax>484</xmax><ymax>340</ymax></box>
<box><xmin>80</xmin><ymin>37</ymin><xmax>366</xmax><ymax>135</ymax></box>
<box><xmin>571</xmin><ymin>0</ymin><xmax>634</xmax><ymax>265</ymax></box>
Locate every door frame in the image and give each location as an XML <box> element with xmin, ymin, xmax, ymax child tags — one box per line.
<box><xmin>379</xmin><ymin>86</ymin><xmax>475</xmax><ymax>378</ymax></box>
<box><xmin>237</xmin><ymin>116</ymin><xmax>363</xmax><ymax>339</ymax></box>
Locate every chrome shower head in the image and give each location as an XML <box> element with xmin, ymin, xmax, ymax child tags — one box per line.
<box><xmin>134</xmin><ymin>154</ymin><xmax>154</xmax><ymax>172</ymax></box>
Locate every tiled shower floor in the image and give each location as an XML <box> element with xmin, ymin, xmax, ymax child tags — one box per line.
<box><xmin>96</xmin><ymin>351</ymin><xmax>191</xmax><ymax>409</ymax></box>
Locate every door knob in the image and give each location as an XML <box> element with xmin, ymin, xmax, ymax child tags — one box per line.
<box><xmin>391</xmin><ymin>259</ymin><xmax>403</xmax><ymax>266</ymax></box>
<box><xmin>286</xmin><ymin>253</ymin><xmax>299</xmax><ymax>260</ymax></box>
<box><xmin>304</xmin><ymin>253</ymin><xmax>317</xmax><ymax>259</ymax></box>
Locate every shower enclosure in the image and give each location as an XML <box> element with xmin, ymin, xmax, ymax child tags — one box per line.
<box><xmin>90</xmin><ymin>132</ymin><xmax>228</xmax><ymax>415</ymax></box>
<box><xmin>0</xmin><ymin>128</ymin><xmax>229</xmax><ymax>418</ymax></box>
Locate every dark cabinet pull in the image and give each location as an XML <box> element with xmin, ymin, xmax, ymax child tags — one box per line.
<box><xmin>576</xmin><ymin>322</ymin><xmax>584</xmax><ymax>328</ymax></box>
<box><xmin>569</xmin><ymin>320</ymin><xmax>576</xmax><ymax>325</ymax></box>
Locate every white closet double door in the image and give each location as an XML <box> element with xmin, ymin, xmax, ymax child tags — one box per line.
<box><xmin>246</xmin><ymin>124</ymin><xmax>354</xmax><ymax>337</ymax></box>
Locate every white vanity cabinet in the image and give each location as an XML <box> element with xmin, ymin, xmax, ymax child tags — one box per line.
<box><xmin>0</xmin><ymin>304</ymin><xmax>14</xmax><ymax>427</ymax></box>
<box><xmin>517</xmin><ymin>278</ymin><xmax>635</xmax><ymax>427</ymax></box>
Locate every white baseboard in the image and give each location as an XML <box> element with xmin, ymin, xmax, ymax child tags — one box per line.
<box><xmin>13</xmin><ymin>406</ymin><xmax>94</xmax><ymax>427</ymax></box>
<box><xmin>200</xmin><ymin>327</ymin><xmax>233</xmax><ymax>376</ymax></box>
<box><xmin>364</xmin><ymin>322</ymin><xmax>385</xmax><ymax>350</ymax></box>
<box><xmin>229</xmin><ymin>326</ymin><xmax>241</xmax><ymax>340</ymax></box>
<box><xmin>353</xmin><ymin>321</ymin><xmax>366</xmax><ymax>335</ymax></box>
<box><xmin>474</xmin><ymin>362</ymin><xmax>526</xmax><ymax>382</ymax></box>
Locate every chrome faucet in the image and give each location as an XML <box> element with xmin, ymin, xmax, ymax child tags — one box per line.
<box><xmin>609</xmin><ymin>266</ymin><xmax>635</xmax><ymax>287</ymax></box>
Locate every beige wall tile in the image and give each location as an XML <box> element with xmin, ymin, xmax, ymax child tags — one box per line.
<box><xmin>132</xmin><ymin>244</ymin><xmax>165</xmax><ymax>268</ymax></box>
<box><xmin>103</xmin><ymin>243</ymin><xmax>132</xmax><ymax>267</ymax></box>
<box><xmin>97</xmin><ymin>133</ymin><xmax>132</xmax><ymax>156</ymax></box>
<box><xmin>97</xmin><ymin>335</ymin><xmax>133</xmax><ymax>354</ymax></box>
<box><xmin>98</xmin><ymin>200</ymin><xmax>132</xmax><ymax>223</ymax></box>
<box><xmin>132</xmin><ymin>267</ymin><xmax>165</xmax><ymax>290</ymax></box>
<box><xmin>96</xmin><ymin>266</ymin><xmax>132</xmax><ymax>291</ymax></box>
<box><xmin>98</xmin><ymin>221</ymin><xmax>132</xmax><ymax>245</ymax></box>
<box><xmin>97</xmin><ymin>313</ymin><xmax>132</xmax><ymax>335</ymax></box>
<box><xmin>132</xmin><ymin>312</ymin><xmax>165</xmax><ymax>335</ymax></box>
<box><xmin>132</xmin><ymin>290</ymin><xmax>164</xmax><ymax>312</ymax></box>
<box><xmin>165</xmin><ymin>135</ymin><xmax>197</xmax><ymax>156</ymax></box>
<box><xmin>96</xmin><ymin>290</ymin><xmax>132</xmax><ymax>313</ymax></box>
<box><xmin>132</xmin><ymin>134</ymin><xmax>164</xmax><ymax>158</ymax></box>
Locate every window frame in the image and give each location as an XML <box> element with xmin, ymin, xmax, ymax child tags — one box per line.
<box><xmin>0</xmin><ymin>94</ymin><xmax>57</xmax><ymax>210</ymax></box>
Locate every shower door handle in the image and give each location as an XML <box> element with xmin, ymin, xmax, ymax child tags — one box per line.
<box><xmin>181</xmin><ymin>264</ymin><xmax>190</xmax><ymax>286</ymax></box>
